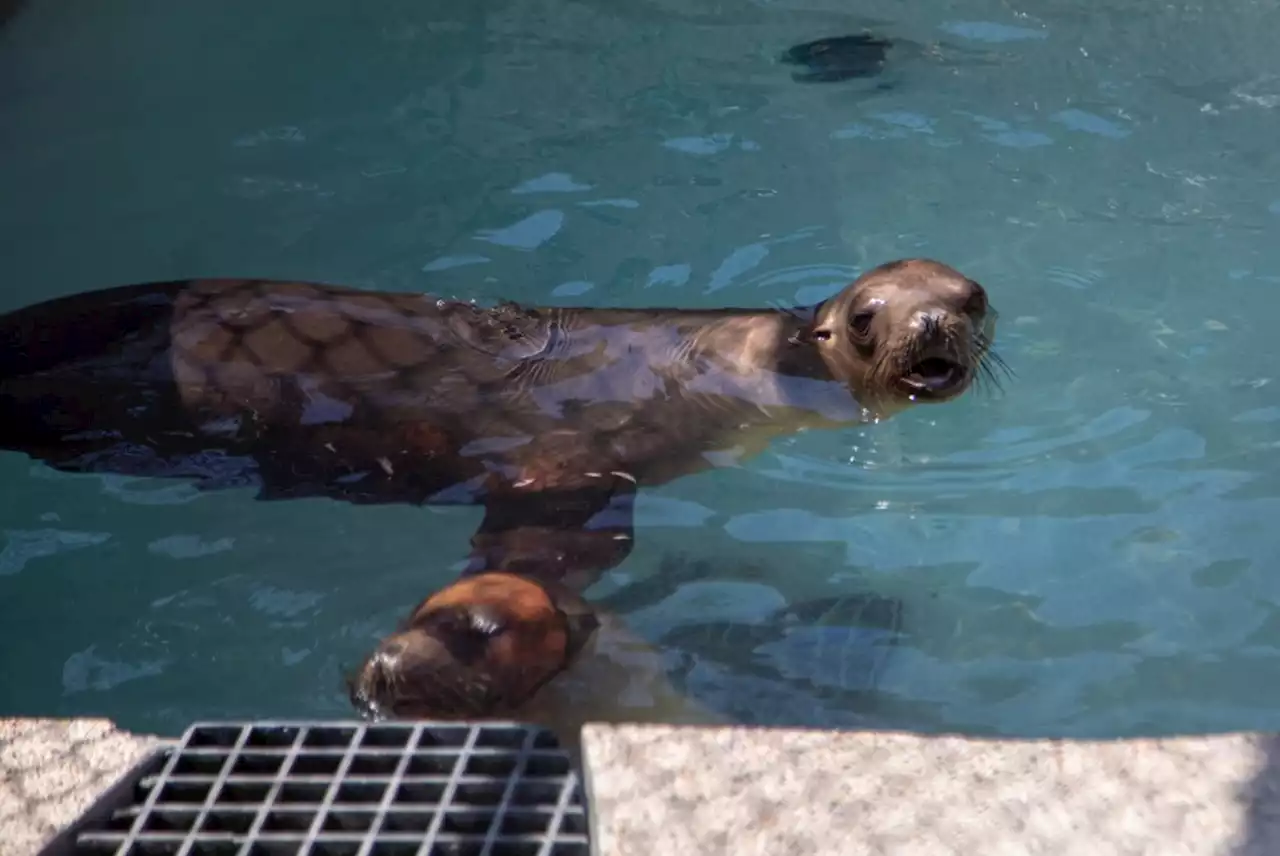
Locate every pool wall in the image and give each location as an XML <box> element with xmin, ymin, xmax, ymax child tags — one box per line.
<box><xmin>4</xmin><ymin>717</ymin><xmax>1277</xmax><ymax>855</ymax></box>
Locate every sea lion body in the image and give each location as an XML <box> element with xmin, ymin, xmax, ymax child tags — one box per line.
<box><xmin>0</xmin><ymin>259</ymin><xmax>998</xmax><ymax>588</ymax></box>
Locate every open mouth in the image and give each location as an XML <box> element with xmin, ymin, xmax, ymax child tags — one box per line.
<box><xmin>899</xmin><ymin>355</ymin><xmax>968</xmax><ymax>396</ymax></box>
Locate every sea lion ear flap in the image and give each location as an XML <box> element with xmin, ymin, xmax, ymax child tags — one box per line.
<box><xmin>785</xmin><ymin>302</ymin><xmax>833</xmax><ymax>346</ymax></box>
<box><xmin>789</xmin><ymin>320</ymin><xmax>833</xmax><ymax>345</ymax></box>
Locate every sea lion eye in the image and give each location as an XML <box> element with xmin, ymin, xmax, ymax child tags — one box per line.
<box><xmin>850</xmin><ymin>311</ymin><xmax>875</xmax><ymax>339</ymax></box>
<box><xmin>421</xmin><ymin>607</ymin><xmax>507</xmax><ymax>665</ymax></box>
<box><xmin>963</xmin><ymin>283</ymin><xmax>988</xmax><ymax>316</ymax></box>
<box><xmin>467</xmin><ymin>609</ymin><xmax>506</xmax><ymax>638</ymax></box>
<box><xmin>422</xmin><ymin>607</ymin><xmax>506</xmax><ymax>639</ymax></box>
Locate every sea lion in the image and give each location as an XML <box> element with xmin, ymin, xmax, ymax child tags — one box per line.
<box><xmin>346</xmin><ymin>570</ymin><xmax>728</xmax><ymax>757</ymax></box>
<box><xmin>0</xmin><ymin>257</ymin><xmax>1001</xmax><ymax>589</ymax></box>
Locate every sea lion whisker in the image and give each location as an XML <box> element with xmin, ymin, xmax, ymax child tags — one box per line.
<box><xmin>974</xmin><ymin>360</ymin><xmax>1001</xmax><ymax>395</ymax></box>
<box><xmin>975</xmin><ymin>336</ymin><xmax>1013</xmax><ymax>378</ymax></box>
<box><xmin>985</xmin><ymin>348</ymin><xmax>1014</xmax><ymax>379</ymax></box>
<box><xmin>971</xmin><ymin>347</ymin><xmax>1012</xmax><ymax>396</ymax></box>
<box><xmin>387</xmin><ymin>664</ymin><xmax>487</xmax><ymax>717</ymax></box>
<box><xmin>864</xmin><ymin>340</ymin><xmax>897</xmax><ymax>385</ymax></box>
<box><xmin>872</xmin><ymin>354</ymin><xmax>898</xmax><ymax>393</ymax></box>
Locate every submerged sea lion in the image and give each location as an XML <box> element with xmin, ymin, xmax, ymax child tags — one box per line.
<box><xmin>346</xmin><ymin>570</ymin><xmax>728</xmax><ymax>756</ymax></box>
<box><xmin>345</xmin><ymin>558</ymin><xmax>909</xmax><ymax>746</ymax></box>
<box><xmin>0</xmin><ymin>258</ymin><xmax>1001</xmax><ymax>588</ymax></box>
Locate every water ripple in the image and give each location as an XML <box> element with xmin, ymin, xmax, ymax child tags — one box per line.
<box><xmin>474</xmin><ymin>210</ymin><xmax>565</xmax><ymax>251</ymax></box>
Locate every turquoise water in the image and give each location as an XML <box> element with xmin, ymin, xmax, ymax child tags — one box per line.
<box><xmin>3</xmin><ymin>0</ymin><xmax>1280</xmax><ymax>739</ymax></box>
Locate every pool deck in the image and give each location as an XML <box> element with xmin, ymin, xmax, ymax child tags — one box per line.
<box><xmin>4</xmin><ymin>718</ymin><xmax>1279</xmax><ymax>855</ymax></box>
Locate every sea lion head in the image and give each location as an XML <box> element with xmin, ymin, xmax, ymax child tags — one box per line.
<box><xmin>804</xmin><ymin>258</ymin><xmax>1001</xmax><ymax>410</ymax></box>
<box><xmin>347</xmin><ymin>572</ymin><xmax>600</xmax><ymax>720</ymax></box>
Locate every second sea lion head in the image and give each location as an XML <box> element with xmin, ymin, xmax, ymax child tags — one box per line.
<box><xmin>347</xmin><ymin>572</ymin><xmax>600</xmax><ymax>720</ymax></box>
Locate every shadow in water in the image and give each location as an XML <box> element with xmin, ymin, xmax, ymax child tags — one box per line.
<box><xmin>1237</xmin><ymin>733</ymin><xmax>1280</xmax><ymax>855</ymax></box>
<box><xmin>592</xmin><ymin>552</ymin><xmax>909</xmax><ymax>728</ymax></box>
<box><xmin>0</xmin><ymin>0</ymin><xmax>25</xmax><ymax>30</ymax></box>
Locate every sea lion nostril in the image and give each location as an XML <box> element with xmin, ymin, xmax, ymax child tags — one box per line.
<box><xmin>914</xmin><ymin>311</ymin><xmax>943</xmax><ymax>335</ymax></box>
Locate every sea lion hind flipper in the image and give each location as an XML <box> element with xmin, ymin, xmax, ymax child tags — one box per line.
<box><xmin>0</xmin><ymin>281</ymin><xmax>191</xmax><ymax>461</ymax></box>
<box><xmin>0</xmin><ymin>280</ymin><xmax>184</xmax><ymax>380</ymax></box>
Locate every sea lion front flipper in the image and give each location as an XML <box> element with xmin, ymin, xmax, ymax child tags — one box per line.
<box><xmin>466</xmin><ymin>477</ymin><xmax>637</xmax><ymax>590</ymax></box>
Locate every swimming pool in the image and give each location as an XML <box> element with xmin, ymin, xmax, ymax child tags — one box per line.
<box><xmin>2</xmin><ymin>0</ymin><xmax>1279</xmax><ymax>739</ymax></box>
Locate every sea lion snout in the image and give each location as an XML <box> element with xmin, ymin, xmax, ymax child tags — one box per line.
<box><xmin>349</xmin><ymin>625</ymin><xmax>499</xmax><ymax>720</ymax></box>
<box><xmin>349</xmin><ymin>636</ymin><xmax>418</xmax><ymax>719</ymax></box>
<box><xmin>348</xmin><ymin>572</ymin><xmax>601</xmax><ymax>720</ymax></box>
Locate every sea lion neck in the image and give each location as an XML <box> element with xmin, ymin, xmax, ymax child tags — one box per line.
<box><xmin>772</xmin><ymin>305</ymin><xmax>835</xmax><ymax>380</ymax></box>
<box><xmin>658</xmin><ymin>304</ymin><xmax>873</xmax><ymax>427</ymax></box>
<box><xmin>686</xmin><ymin>305</ymin><xmax>832</xmax><ymax>381</ymax></box>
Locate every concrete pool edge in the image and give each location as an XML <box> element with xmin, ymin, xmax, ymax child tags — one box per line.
<box><xmin>582</xmin><ymin>725</ymin><xmax>1280</xmax><ymax>854</ymax></box>
<box><xmin>4</xmin><ymin>718</ymin><xmax>1279</xmax><ymax>855</ymax></box>
<box><xmin>0</xmin><ymin>719</ymin><xmax>164</xmax><ymax>856</ymax></box>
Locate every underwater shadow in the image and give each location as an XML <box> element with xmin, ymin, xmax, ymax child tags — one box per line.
<box><xmin>1236</xmin><ymin>732</ymin><xmax>1280</xmax><ymax>855</ymax></box>
<box><xmin>591</xmin><ymin>552</ymin><xmax>914</xmax><ymax>730</ymax></box>
<box><xmin>0</xmin><ymin>0</ymin><xmax>25</xmax><ymax>31</ymax></box>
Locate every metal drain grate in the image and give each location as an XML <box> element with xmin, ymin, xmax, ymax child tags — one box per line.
<box><xmin>46</xmin><ymin>720</ymin><xmax>591</xmax><ymax>856</ymax></box>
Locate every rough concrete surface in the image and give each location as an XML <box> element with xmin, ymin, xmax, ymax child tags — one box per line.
<box><xmin>0</xmin><ymin>718</ymin><xmax>161</xmax><ymax>856</ymax></box>
<box><xmin>582</xmin><ymin>724</ymin><xmax>1280</xmax><ymax>856</ymax></box>
<box><xmin>7</xmin><ymin>717</ymin><xmax>1280</xmax><ymax>855</ymax></box>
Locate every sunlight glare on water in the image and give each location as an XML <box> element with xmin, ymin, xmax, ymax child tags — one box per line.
<box><xmin>2</xmin><ymin>0</ymin><xmax>1280</xmax><ymax>738</ymax></box>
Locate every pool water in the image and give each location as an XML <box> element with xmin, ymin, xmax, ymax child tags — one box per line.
<box><xmin>3</xmin><ymin>0</ymin><xmax>1280</xmax><ymax>739</ymax></box>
